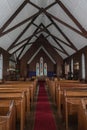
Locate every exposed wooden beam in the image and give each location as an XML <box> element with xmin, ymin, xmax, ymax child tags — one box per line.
<box><xmin>45</xmin><ymin>1</ymin><xmax>57</xmax><ymax>10</ymax></box>
<box><xmin>28</xmin><ymin>1</ymin><xmax>41</xmax><ymax>10</ymax></box>
<box><xmin>42</xmin><ymin>30</ymin><xmax>72</xmax><ymax>48</ymax></box>
<box><xmin>11</xmin><ymin>24</ymin><xmax>42</xmax><ymax>54</ymax></box>
<box><xmin>33</xmin><ymin>23</ymin><xmax>52</xmax><ymax>34</ymax></box>
<box><xmin>7</xmin><ymin>18</ymin><xmax>36</xmax><ymax>51</ymax></box>
<box><xmin>17</xmin><ymin>41</ymin><xmax>35</xmax><ymax>59</ymax></box>
<box><xmin>51</xmin><ymin>34</ymin><xmax>71</xmax><ymax>48</ymax></box>
<box><xmin>44</xmin><ymin>11</ymin><xmax>86</xmax><ymax>38</ymax></box>
<box><xmin>41</xmin><ymin>24</ymin><xmax>69</xmax><ymax>56</ymax></box>
<box><xmin>0</xmin><ymin>11</ymin><xmax>41</xmax><ymax>37</ymax></box>
<box><xmin>0</xmin><ymin>1</ymin><xmax>27</xmax><ymax>34</ymax></box>
<box><xmin>17</xmin><ymin>45</ymin><xmax>26</xmax><ymax>59</ymax></box>
<box><xmin>28</xmin><ymin>1</ymin><xmax>57</xmax><ymax>11</ymax></box>
<box><xmin>11</xmin><ymin>41</ymin><xmax>32</xmax><ymax>55</ymax></box>
<box><xmin>51</xmin><ymin>44</ymin><xmax>65</xmax><ymax>54</ymax></box>
<box><xmin>35</xmin><ymin>35</ymin><xmax>38</xmax><ymax>38</ymax></box>
<box><xmin>46</xmin><ymin>23</ymin><xmax>53</xmax><ymax>28</ymax></box>
<box><xmin>7</xmin><ymin>11</ymin><xmax>42</xmax><ymax>51</ymax></box>
<box><xmin>56</xmin><ymin>0</ymin><xmax>87</xmax><ymax>36</ymax></box>
<box><xmin>12</xmin><ymin>35</ymin><xmax>32</xmax><ymax>48</ymax></box>
<box><xmin>45</xmin><ymin>14</ymin><xmax>78</xmax><ymax>51</ymax></box>
<box><xmin>45</xmin><ymin>35</ymin><xmax>50</xmax><ymax>38</ymax></box>
<box><xmin>49</xmin><ymin>33</ymin><xmax>69</xmax><ymax>56</ymax></box>
<box><xmin>32</xmin><ymin>23</ymin><xmax>70</xmax><ymax>56</ymax></box>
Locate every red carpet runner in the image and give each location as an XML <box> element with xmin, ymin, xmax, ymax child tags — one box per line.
<box><xmin>34</xmin><ymin>81</ymin><xmax>57</xmax><ymax>130</ymax></box>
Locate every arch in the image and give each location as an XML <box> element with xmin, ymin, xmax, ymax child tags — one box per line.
<box><xmin>40</xmin><ymin>57</ymin><xmax>43</xmax><ymax>76</ymax></box>
<box><xmin>36</xmin><ymin>62</ymin><xmax>39</xmax><ymax>76</ymax></box>
<box><xmin>44</xmin><ymin>63</ymin><xmax>47</xmax><ymax>76</ymax></box>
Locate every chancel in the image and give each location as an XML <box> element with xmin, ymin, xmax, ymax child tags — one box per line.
<box><xmin>0</xmin><ymin>0</ymin><xmax>87</xmax><ymax>130</ymax></box>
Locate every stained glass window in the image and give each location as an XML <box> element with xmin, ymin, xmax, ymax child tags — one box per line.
<box><xmin>36</xmin><ymin>63</ymin><xmax>39</xmax><ymax>76</ymax></box>
<box><xmin>40</xmin><ymin>57</ymin><xmax>43</xmax><ymax>76</ymax></box>
<box><xmin>44</xmin><ymin>63</ymin><xmax>47</xmax><ymax>76</ymax></box>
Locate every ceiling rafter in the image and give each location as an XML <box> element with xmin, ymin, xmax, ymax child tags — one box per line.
<box><xmin>0</xmin><ymin>1</ymin><xmax>28</xmax><ymax>34</ymax></box>
<box><xmin>56</xmin><ymin>0</ymin><xmax>87</xmax><ymax>36</ymax></box>
<box><xmin>7</xmin><ymin>10</ymin><xmax>42</xmax><ymax>51</ymax></box>
<box><xmin>11</xmin><ymin>24</ymin><xmax>43</xmax><ymax>55</ymax></box>
<box><xmin>44</xmin><ymin>10</ymin><xmax>86</xmax><ymax>38</ymax></box>
<box><xmin>35</xmin><ymin>34</ymin><xmax>38</xmax><ymax>38</ymax></box>
<box><xmin>0</xmin><ymin>11</ymin><xmax>41</xmax><ymax>37</ymax></box>
<box><xmin>45</xmin><ymin>13</ymin><xmax>78</xmax><ymax>51</ymax></box>
<box><xmin>41</xmin><ymin>23</ymin><xmax>53</xmax><ymax>28</ymax></box>
<box><xmin>17</xmin><ymin>44</ymin><xmax>26</xmax><ymax>59</ymax></box>
<box><xmin>41</xmin><ymin>24</ymin><xmax>69</xmax><ymax>56</ymax></box>
<box><xmin>45</xmin><ymin>34</ymin><xmax>50</xmax><ymax>38</ymax></box>
<box><xmin>44</xmin><ymin>34</ymin><xmax>65</xmax><ymax>54</ymax></box>
<box><xmin>50</xmin><ymin>33</ymin><xmax>71</xmax><ymax>48</ymax></box>
<box><xmin>7</xmin><ymin>17</ymin><xmax>36</xmax><ymax>51</ymax></box>
<box><xmin>17</xmin><ymin>41</ymin><xmax>35</xmax><ymax>59</ymax></box>
<box><xmin>0</xmin><ymin>0</ymin><xmax>86</xmax><ymax>59</ymax></box>
<box><xmin>28</xmin><ymin>1</ymin><xmax>41</xmax><ymax>10</ymax></box>
<box><xmin>11</xmin><ymin>40</ymin><xmax>32</xmax><ymax>55</ymax></box>
<box><xmin>12</xmin><ymin>35</ymin><xmax>33</xmax><ymax>48</ymax></box>
<box><xmin>33</xmin><ymin>23</ymin><xmax>52</xmax><ymax>34</ymax></box>
<box><xmin>27</xmin><ymin>22</ymin><xmax>71</xmax><ymax>56</ymax></box>
<box><xmin>38</xmin><ymin>28</ymin><xmax>73</xmax><ymax>50</ymax></box>
<box><xmin>33</xmin><ymin>23</ymin><xmax>73</xmax><ymax>49</ymax></box>
<box><xmin>45</xmin><ymin>1</ymin><xmax>57</xmax><ymax>10</ymax></box>
<box><xmin>45</xmin><ymin>37</ymin><xmax>66</xmax><ymax>54</ymax></box>
<box><xmin>28</xmin><ymin>1</ymin><xmax>57</xmax><ymax>11</ymax></box>
<box><xmin>48</xmin><ymin>33</ymin><xmax>69</xmax><ymax>56</ymax></box>
<box><xmin>43</xmin><ymin>34</ymin><xmax>67</xmax><ymax>54</ymax></box>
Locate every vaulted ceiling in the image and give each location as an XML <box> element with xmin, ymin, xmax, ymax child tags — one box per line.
<box><xmin>0</xmin><ymin>0</ymin><xmax>87</xmax><ymax>59</ymax></box>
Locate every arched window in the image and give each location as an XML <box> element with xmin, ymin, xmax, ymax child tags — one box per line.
<box><xmin>0</xmin><ymin>54</ymin><xmax>3</xmax><ymax>80</ymax></box>
<box><xmin>40</xmin><ymin>57</ymin><xmax>43</xmax><ymax>76</ymax></box>
<box><xmin>44</xmin><ymin>63</ymin><xmax>47</xmax><ymax>76</ymax></box>
<box><xmin>36</xmin><ymin>63</ymin><xmax>39</xmax><ymax>76</ymax></box>
<box><xmin>81</xmin><ymin>53</ymin><xmax>85</xmax><ymax>79</ymax></box>
<box><xmin>36</xmin><ymin>57</ymin><xmax>47</xmax><ymax>76</ymax></box>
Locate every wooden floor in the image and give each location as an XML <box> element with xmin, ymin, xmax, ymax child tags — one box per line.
<box><xmin>20</xmin><ymin>83</ymin><xmax>77</xmax><ymax>130</ymax></box>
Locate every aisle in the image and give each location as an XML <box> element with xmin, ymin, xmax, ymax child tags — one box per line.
<box><xmin>33</xmin><ymin>81</ymin><xmax>57</xmax><ymax>130</ymax></box>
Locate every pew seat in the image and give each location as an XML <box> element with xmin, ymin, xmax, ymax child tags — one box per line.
<box><xmin>0</xmin><ymin>100</ymin><xmax>16</xmax><ymax>130</ymax></box>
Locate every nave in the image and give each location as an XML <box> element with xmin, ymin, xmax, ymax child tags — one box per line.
<box><xmin>1</xmin><ymin>78</ymin><xmax>87</xmax><ymax>130</ymax></box>
<box><xmin>24</xmin><ymin>80</ymin><xmax>77</xmax><ymax>130</ymax></box>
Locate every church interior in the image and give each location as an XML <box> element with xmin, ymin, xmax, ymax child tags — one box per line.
<box><xmin>0</xmin><ymin>0</ymin><xmax>87</xmax><ymax>130</ymax></box>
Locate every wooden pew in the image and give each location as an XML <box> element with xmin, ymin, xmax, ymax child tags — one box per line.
<box><xmin>56</xmin><ymin>82</ymin><xmax>87</xmax><ymax>117</ymax></box>
<box><xmin>0</xmin><ymin>82</ymin><xmax>34</xmax><ymax>107</ymax></box>
<box><xmin>58</xmin><ymin>79</ymin><xmax>80</xmax><ymax>83</ymax></box>
<box><xmin>78</xmin><ymin>99</ymin><xmax>87</xmax><ymax>130</ymax></box>
<box><xmin>0</xmin><ymin>87</ymin><xmax>30</xmax><ymax>114</ymax></box>
<box><xmin>2</xmin><ymin>80</ymin><xmax>37</xmax><ymax>103</ymax></box>
<box><xmin>0</xmin><ymin>100</ymin><xmax>16</xmax><ymax>130</ymax></box>
<box><xmin>49</xmin><ymin>80</ymin><xmax>56</xmax><ymax>103</ymax></box>
<box><xmin>0</xmin><ymin>92</ymin><xmax>25</xmax><ymax>130</ymax></box>
<box><xmin>47</xmin><ymin>79</ymin><xmax>80</xmax><ymax>104</ymax></box>
<box><xmin>63</xmin><ymin>90</ymin><xmax>87</xmax><ymax>130</ymax></box>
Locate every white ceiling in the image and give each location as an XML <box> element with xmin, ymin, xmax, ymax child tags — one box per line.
<box><xmin>0</xmin><ymin>0</ymin><xmax>87</xmax><ymax>59</ymax></box>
